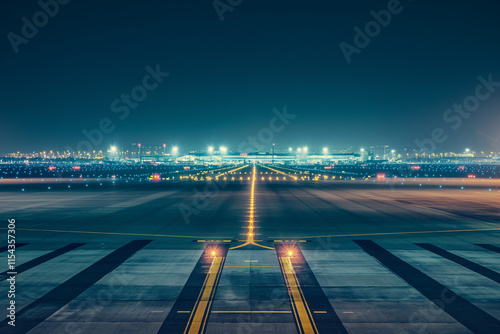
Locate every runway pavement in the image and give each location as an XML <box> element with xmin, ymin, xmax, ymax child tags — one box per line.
<box><xmin>1</xmin><ymin>165</ymin><xmax>499</xmax><ymax>333</ymax></box>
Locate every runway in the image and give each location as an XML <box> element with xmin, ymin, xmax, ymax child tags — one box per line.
<box><xmin>1</xmin><ymin>165</ymin><xmax>499</xmax><ymax>333</ymax></box>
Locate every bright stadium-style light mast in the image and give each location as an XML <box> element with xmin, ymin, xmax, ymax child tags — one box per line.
<box><xmin>323</xmin><ymin>147</ymin><xmax>328</xmax><ymax>154</ymax></box>
<box><xmin>110</xmin><ymin>145</ymin><xmax>117</xmax><ymax>160</ymax></box>
<box><xmin>172</xmin><ymin>146</ymin><xmax>178</xmax><ymax>155</ymax></box>
<box><xmin>220</xmin><ymin>146</ymin><xmax>227</xmax><ymax>154</ymax></box>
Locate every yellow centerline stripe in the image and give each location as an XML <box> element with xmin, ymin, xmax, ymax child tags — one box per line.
<box><xmin>185</xmin><ymin>256</ymin><xmax>225</xmax><ymax>334</ymax></box>
<box><xmin>280</xmin><ymin>257</ymin><xmax>318</xmax><ymax>334</ymax></box>
<box><xmin>268</xmin><ymin>227</ymin><xmax>500</xmax><ymax>239</ymax></box>
<box><xmin>0</xmin><ymin>227</ymin><xmax>232</xmax><ymax>239</ymax></box>
<box><xmin>230</xmin><ymin>165</ymin><xmax>274</xmax><ymax>250</ymax></box>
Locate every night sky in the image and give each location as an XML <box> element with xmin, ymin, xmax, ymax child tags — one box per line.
<box><xmin>1</xmin><ymin>0</ymin><xmax>500</xmax><ymax>154</ymax></box>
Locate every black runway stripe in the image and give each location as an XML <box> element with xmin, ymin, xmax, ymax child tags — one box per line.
<box><xmin>275</xmin><ymin>244</ymin><xmax>348</xmax><ymax>334</ymax></box>
<box><xmin>0</xmin><ymin>243</ymin><xmax>85</xmax><ymax>280</ymax></box>
<box><xmin>476</xmin><ymin>244</ymin><xmax>500</xmax><ymax>254</ymax></box>
<box><xmin>0</xmin><ymin>243</ymin><xmax>28</xmax><ymax>253</ymax></box>
<box><xmin>159</xmin><ymin>244</ymin><xmax>229</xmax><ymax>334</ymax></box>
<box><xmin>355</xmin><ymin>240</ymin><xmax>500</xmax><ymax>334</ymax></box>
<box><xmin>0</xmin><ymin>240</ymin><xmax>151</xmax><ymax>333</ymax></box>
<box><xmin>416</xmin><ymin>243</ymin><xmax>500</xmax><ymax>284</ymax></box>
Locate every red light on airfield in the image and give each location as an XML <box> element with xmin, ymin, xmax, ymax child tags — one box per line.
<box><xmin>457</xmin><ymin>166</ymin><xmax>465</xmax><ymax>171</ymax></box>
<box><xmin>48</xmin><ymin>166</ymin><xmax>57</xmax><ymax>171</ymax></box>
<box><xmin>468</xmin><ymin>174</ymin><xmax>476</xmax><ymax>178</ymax></box>
<box><xmin>411</xmin><ymin>165</ymin><xmax>421</xmax><ymax>170</ymax></box>
<box><xmin>151</xmin><ymin>173</ymin><xmax>161</xmax><ymax>182</ymax></box>
<box><xmin>72</xmin><ymin>166</ymin><xmax>81</xmax><ymax>170</ymax></box>
<box><xmin>376</xmin><ymin>173</ymin><xmax>386</xmax><ymax>181</ymax></box>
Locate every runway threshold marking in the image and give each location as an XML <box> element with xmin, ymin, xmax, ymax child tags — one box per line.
<box><xmin>416</xmin><ymin>243</ymin><xmax>500</xmax><ymax>284</ymax></box>
<box><xmin>159</xmin><ymin>244</ymin><xmax>228</xmax><ymax>334</ymax></box>
<box><xmin>276</xmin><ymin>244</ymin><xmax>347</xmax><ymax>334</ymax></box>
<box><xmin>355</xmin><ymin>240</ymin><xmax>500</xmax><ymax>334</ymax></box>
<box><xmin>0</xmin><ymin>240</ymin><xmax>152</xmax><ymax>334</ymax></box>
<box><xmin>268</xmin><ymin>227</ymin><xmax>500</xmax><ymax>239</ymax></box>
<box><xmin>0</xmin><ymin>243</ymin><xmax>28</xmax><ymax>253</ymax></box>
<box><xmin>0</xmin><ymin>243</ymin><xmax>85</xmax><ymax>280</ymax></box>
<box><xmin>476</xmin><ymin>244</ymin><xmax>500</xmax><ymax>254</ymax></box>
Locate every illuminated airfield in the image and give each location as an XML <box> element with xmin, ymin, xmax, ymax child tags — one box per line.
<box><xmin>1</xmin><ymin>164</ymin><xmax>500</xmax><ymax>333</ymax></box>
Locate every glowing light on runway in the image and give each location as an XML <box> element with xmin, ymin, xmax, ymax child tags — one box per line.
<box><xmin>230</xmin><ymin>165</ymin><xmax>274</xmax><ymax>250</ymax></box>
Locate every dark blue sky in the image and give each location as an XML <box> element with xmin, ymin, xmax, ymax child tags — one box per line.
<box><xmin>2</xmin><ymin>0</ymin><xmax>500</xmax><ymax>154</ymax></box>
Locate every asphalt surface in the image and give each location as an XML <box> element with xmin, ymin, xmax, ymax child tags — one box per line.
<box><xmin>1</xmin><ymin>165</ymin><xmax>499</xmax><ymax>333</ymax></box>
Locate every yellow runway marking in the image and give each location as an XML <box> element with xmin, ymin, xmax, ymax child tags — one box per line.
<box><xmin>230</xmin><ymin>165</ymin><xmax>274</xmax><ymax>250</ymax></box>
<box><xmin>280</xmin><ymin>257</ymin><xmax>318</xmax><ymax>334</ymax></box>
<box><xmin>268</xmin><ymin>227</ymin><xmax>500</xmax><ymax>239</ymax></box>
<box><xmin>0</xmin><ymin>227</ymin><xmax>232</xmax><ymax>240</ymax></box>
<box><xmin>185</xmin><ymin>256</ymin><xmax>225</xmax><ymax>334</ymax></box>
